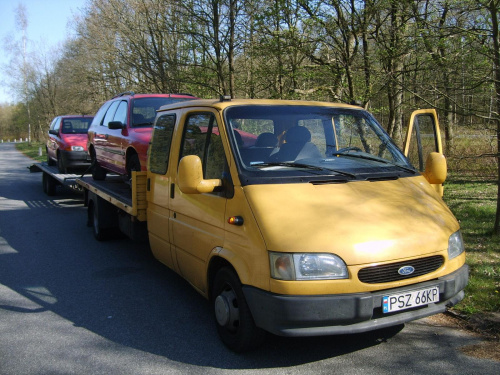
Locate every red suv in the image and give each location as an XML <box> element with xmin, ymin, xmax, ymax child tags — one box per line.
<box><xmin>87</xmin><ymin>92</ymin><xmax>197</xmax><ymax>180</ymax></box>
<box><xmin>46</xmin><ymin>115</ymin><xmax>94</xmax><ymax>173</ymax></box>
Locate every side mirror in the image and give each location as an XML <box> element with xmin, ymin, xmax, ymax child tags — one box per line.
<box><xmin>48</xmin><ymin>129</ymin><xmax>58</xmax><ymax>135</ymax></box>
<box><xmin>423</xmin><ymin>152</ymin><xmax>447</xmax><ymax>184</ymax></box>
<box><xmin>108</xmin><ymin>121</ymin><xmax>125</xmax><ymax>130</ymax></box>
<box><xmin>177</xmin><ymin>155</ymin><xmax>222</xmax><ymax>194</ymax></box>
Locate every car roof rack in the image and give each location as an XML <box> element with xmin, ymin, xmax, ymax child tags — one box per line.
<box><xmin>112</xmin><ymin>91</ymin><xmax>135</xmax><ymax>99</ymax></box>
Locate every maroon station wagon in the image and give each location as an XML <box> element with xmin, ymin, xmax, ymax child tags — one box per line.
<box><xmin>87</xmin><ymin>92</ymin><xmax>197</xmax><ymax>180</ymax></box>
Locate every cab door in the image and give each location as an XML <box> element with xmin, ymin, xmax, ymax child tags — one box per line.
<box><xmin>403</xmin><ymin>109</ymin><xmax>446</xmax><ymax>196</ymax></box>
<box><xmin>147</xmin><ymin>112</ymin><xmax>178</xmax><ymax>272</ymax></box>
<box><xmin>169</xmin><ymin>109</ymin><xmax>229</xmax><ymax>295</ymax></box>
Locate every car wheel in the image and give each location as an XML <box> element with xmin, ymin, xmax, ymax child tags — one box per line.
<box><xmin>57</xmin><ymin>154</ymin><xmax>67</xmax><ymax>174</ymax></box>
<box><xmin>90</xmin><ymin>148</ymin><xmax>107</xmax><ymax>181</ymax></box>
<box><xmin>89</xmin><ymin>201</ymin><xmax>106</xmax><ymax>241</ymax></box>
<box><xmin>46</xmin><ymin>148</ymin><xmax>55</xmax><ymax>166</ymax></box>
<box><xmin>127</xmin><ymin>153</ymin><xmax>141</xmax><ymax>180</ymax></box>
<box><xmin>42</xmin><ymin>172</ymin><xmax>57</xmax><ymax>196</ymax></box>
<box><xmin>212</xmin><ymin>267</ymin><xmax>265</xmax><ymax>352</ymax></box>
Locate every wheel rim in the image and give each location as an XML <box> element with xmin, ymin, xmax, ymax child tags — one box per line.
<box><xmin>214</xmin><ymin>285</ymin><xmax>240</xmax><ymax>332</ymax></box>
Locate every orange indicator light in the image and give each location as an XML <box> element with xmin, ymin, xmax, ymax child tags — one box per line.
<box><xmin>228</xmin><ymin>216</ymin><xmax>244</xmax><ymax>226</ymax></box>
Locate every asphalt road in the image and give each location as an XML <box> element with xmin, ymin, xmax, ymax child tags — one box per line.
<box><xmin>0</xmin><ymin>142</ymin><xmax>498</xmax><ymax>374</ymax></box>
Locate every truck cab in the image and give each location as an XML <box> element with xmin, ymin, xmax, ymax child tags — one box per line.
<box><xmin>144</xmin><ymin>98</ymin><xmax>467</xmax><ymax>352</ymax></box>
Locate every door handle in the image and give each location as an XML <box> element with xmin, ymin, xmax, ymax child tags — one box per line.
<box><xmin>170</xmin><ymin>183</ymin><xmax>175</xmax><ymax>199</ymax></box>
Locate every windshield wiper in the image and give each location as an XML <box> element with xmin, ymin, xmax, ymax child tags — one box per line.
<box><xmin>252</xmin><ymin>162</ymin><xmax>356</xmax><ymax>178</ymax></box>
<box><xmin>253</xmin><ymin>162</ymin><xmax>324</xmax><ymax>170</ymax></box>
<box><xmin>330</xmin><ymin>152</ymin><xmax>417</xmax><ymax>174</ymax></box>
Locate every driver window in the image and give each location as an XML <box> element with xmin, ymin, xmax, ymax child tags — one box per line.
<box><xmin>180</xmin><ymin>113</ymin><xmax>227</xmax><ymax>184</ymax></box>
<box><xmin>52</xmin><ymin>117</ymin><xmax>60</xmax><ymax>132</ymax></box>
<box><xmin>102</xmin><ymin>101</ymin><xmax>119</xmax><ymax>127</ymax></box>
<box><xmin>113</xmin><ymin>101</ymin><xmax>128</xmax><ymax>124</ymax></box>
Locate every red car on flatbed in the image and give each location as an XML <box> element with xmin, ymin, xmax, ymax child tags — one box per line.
<box><xmin>47</xmin><ymin>115</ymin><xmax>94</xmax><ymax>173</ymax></box>
<box><xmin>87</xmin><ymin>92</ymin><xmax>197</xmax><ymax>180</ymax></box>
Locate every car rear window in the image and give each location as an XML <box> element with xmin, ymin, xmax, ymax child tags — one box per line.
<box><xmin>132</xmin><ymin>97</ymin><xmax>194</xmax><ymax>127</ymax></box>
<box><xmin>61</xmin><ymin>118</ymin><xmax>93</xmax><ymax>134</ymax></box>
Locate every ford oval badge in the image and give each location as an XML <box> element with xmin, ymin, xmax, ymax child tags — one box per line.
<box><xmin>398</xmin><ymin>266</ymin><xmax>415</xmax><ymax>276</ymax></box>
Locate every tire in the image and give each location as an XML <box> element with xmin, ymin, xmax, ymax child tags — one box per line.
<box><xmin>212</xmin><ymin>267</ymin><xmax>265</xmax><ymax>352</ymax></box>
<box><xmin>47</xmin><ymin>148</ymin><xmax>56</xmax><ymax>166</ymax></box>
<box><xmin>42</xmin><ymin>172</ymin><xmax>57</xmax><ymax>196</ymax></box>
<box><xmin>127</xmin><ymin>153</ymin><xmax>141</xmax><ymax>180</ymax></box>
<box><xmin>89</xmin><ymin>201</ymin><xmax>106</xmax><ymax>241</ymax></box>
<box><xmin>90</xmin><ymin>148</ymin><xmax>107</xmax><ymax>181</ymax></box>
<box><xmin>57</xmin><ymin>154</ymin><xmax>67</xmax><ymax>174</ymax></box>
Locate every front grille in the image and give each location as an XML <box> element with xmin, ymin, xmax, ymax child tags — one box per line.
<box><xmin>358</xmin><ymin>255</ymin><xmax>444</xmax><ymax>284</ymax></box>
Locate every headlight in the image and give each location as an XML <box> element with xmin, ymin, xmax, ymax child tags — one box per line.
<box><xmin>269</xmin><ymin>252</ymin><xmax>348</xmax><ymax>280</ymax></box>
<box><xmin>448</xmin><ymin>230</ymin><xmax>465</xmax><ymax>259</ymax></box>
<box><xmin>71</xmin><ymin>146</ymin><xmax>84</xmax><ymax>151</ymax></box>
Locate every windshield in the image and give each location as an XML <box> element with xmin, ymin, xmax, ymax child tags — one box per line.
<box><xmin>224</xmin><ymin>105</ymin><xmax>414</xmax><ymax>184</ymax></box>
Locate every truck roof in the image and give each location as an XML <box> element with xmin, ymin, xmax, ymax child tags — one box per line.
<box><xmin>156</xmin><ymin>98</ymin><xmax>363</xmax><ymax>113</ymax></box>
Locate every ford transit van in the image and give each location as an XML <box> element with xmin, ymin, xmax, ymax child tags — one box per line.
<box><xmin>146</xmin><ymin>98</ymin><xmax>468</xmax><ymax>352</ymax></box>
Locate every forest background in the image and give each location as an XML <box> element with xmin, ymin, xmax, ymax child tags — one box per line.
<box><xmin>0</xmin><ymin>0</ymin><xmax>499</xmax><ymax>216</ymax></box>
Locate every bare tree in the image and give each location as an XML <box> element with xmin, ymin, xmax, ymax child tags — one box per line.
<box><xmin>480</xmin><ymin>0</ymin><xmax>500</xmax><ymax>234</ymax></box>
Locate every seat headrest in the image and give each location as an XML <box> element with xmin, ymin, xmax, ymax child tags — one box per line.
<box><xmin>255</xmin><ymin>132</ymin><xmax>278</xmax><ymax>147</ymax></box>
<box><xmin>285</xmin><ymin>126</ymin><xmax>311</xmax><ymax>144</ymax></box>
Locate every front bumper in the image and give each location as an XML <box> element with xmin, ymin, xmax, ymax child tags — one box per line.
<box><xmin>243</xmin><ymin>264</ymin><xmax>468</xmax><ymax>337</ymax></box>
<box><xmin>60</xmin><ymin>150</ymin><xmax>91</xmax><ymax>168</ymax></box>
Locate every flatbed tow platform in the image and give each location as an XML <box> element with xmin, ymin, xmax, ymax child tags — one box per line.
<box><xmin>76</xmin><ymin>174</ymin><xmax>147</xmax><ymax>221</ymax></box>
<box><xmin>29</xmin><ymin>162</ymin><xmax>146</xmax><ymax>222</ymax></box>
<box><xmin>76</xmin><ymin>172</ymin><xmax>148</xmax><ymax>241</ymax></box>
<box><xmin>29</xmin><ymin>162</ymin><xmax>90</xmax><ymax>196</ymax></box>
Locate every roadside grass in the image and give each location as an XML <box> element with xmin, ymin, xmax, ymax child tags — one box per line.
<box><xmin>15</xmin><ymin>142</ymin><xmax>46</xmax><ymax>162</ymax></box>
<box><xmin>444</xmin><ymin>176</ymin><xmax>500</xmax><ymax>317</ymax></box>
<box><xmin>15</xmin><ymin>142</ymin><xmax>500</xmax><ymax>325</ymax></box>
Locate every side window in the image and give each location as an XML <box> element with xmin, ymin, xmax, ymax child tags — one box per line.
<box><xmin>205</xmin><ymin>122</ymin><xmax>225</xmax><ymax>180</ymax></box>
<box><xmin>102</xmin><ymin>101</ymin><xmax>120</xmax><ymax>127</ymax></box>
<box><xmin>91</xmin><ymin>101</ymin><xmax>112</xmax><ymax>127</ymax></box>
<box><xmin>51</xmin><ymin>117</ymin><xmax>60</xmax><ymax>132</ymax></box>
<box><xmin>149</xmin><ymin>114</ymin><xmax>176</xmax><ymax>174</ymax></box>
<box><xmin>180</xmin><ymin>113</ymin><xmax>226</xmax><ymax>182</ymax></box>
<box><xmin>406</xmin><ymin>114</ymin><xmax>440</xmax><ymax>172</ymax></box>
<box><xmin>113</xmin><ymin>101</ymin><xmax>128</xmax><ymax>125</ymax></box>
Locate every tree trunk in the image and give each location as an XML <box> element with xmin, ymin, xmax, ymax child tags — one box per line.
<box><xmin>489</xmin><ymin>0</ymin><xmax>500</xmax><ymax>235</ymax></box>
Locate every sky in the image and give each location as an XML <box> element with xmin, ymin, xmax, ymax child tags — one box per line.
<box><xmin>0</xmin><ymin>0</ymin><xmax>88</xmax><ymax>104</ymax></box>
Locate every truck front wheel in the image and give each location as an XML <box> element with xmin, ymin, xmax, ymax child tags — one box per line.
<box><xmin>212</xmin><ymin>267</ymin><xmax>265</xmax><ymax>352</ymax></box>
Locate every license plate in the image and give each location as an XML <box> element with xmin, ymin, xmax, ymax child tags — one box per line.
<box><xmin>383</xmin><ymin>286</ymin><xmax>439</xmax><ymax>313</ymax></box>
